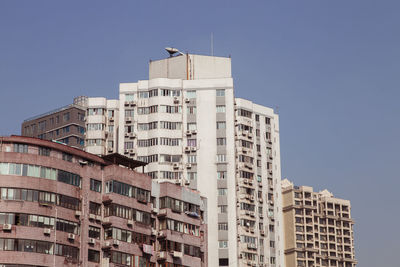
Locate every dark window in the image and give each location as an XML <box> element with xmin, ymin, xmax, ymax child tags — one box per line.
<box><xmin>38</xmin><ymin>147</ymin><xmax>51</xmax><ymax>156</ymax></box>
<box><xmin>219</xmin><ymin>258</ymin><xmax>229</xmax><ymax>266</ymax></box>
<box><xmin>89</xmin><ymin>226</ymin><xmax>101</xmax><ymax>239</ymax></box>
<box><xmin>13</xmin><ymin>144</ymin><xmax>28</xmax><ymax>153</ymax></box>
<box><xmin>62</xmin><ymin>153</ymin><xmax>73</xmax><ymax>162</ymax></box>
<box><xmin>88</xmin><ymin>249</ymin><xmax>100</xmax><ymax>263</ymax></box>
<box><xmin>90</xmin><ymin>179</ymin><xmax>102</xmax><ymax>193</ymax></box>
<box><xmin>63</xmin><ymin>112</ymin><xmax>70</xmax><ymax>122</ymax></box>
<box><xmin>89</xmin><ymin>202</ymin><xmax>101</xmax><ymax>215</ymax></box>
<box><xmin>57</xmin><ymin>170</ymin><xmax>81</xmax><ymax>187</ymax></box>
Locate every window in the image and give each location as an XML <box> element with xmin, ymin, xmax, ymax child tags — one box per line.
<box><xmin>149</xmin><ymin>89</ymin><xmax>158</xmax><ymax>97</ymax></box>
<box><xmin>218</xmin><ymin>189</ymin><xmax>227</xmax><ymax>196</ymax></box>
<box><xmin>187</xmin><ymin>123</ymin><xmax>197</xmax><ymax>131</ymax></box>
<box><xmin>187</xmin><ymin>172</ymin><xmax>197</xmax><ymax>180</ymax></box>
<box><xmin>63</xmin><ymin>112</ymin><xmax>70</xmax><ymax>122</ymax></box>
<box><xmin>218</xmin><ymin>223</ymin><xmax>228</xmax><ymax>231</ymax></box>
<box><xmin>216</xmin><ymin>105</ymin><xmax>226</xmax><ymax>113</ymax></box>
<box><xmin>38</xmin><ymin>121</ymin><xmax>46</xmax><ymax>131</ymax></box>
<box><xmin>187</xmin><ymin>106</ymin><xmax>196</xmax><ymax>114</ymax></box>
<box><xmin>88</xmin><ymin>249</ymin><xmax>100</xmax><ymax>263</ymax></box>
<box><xmin>186</xmin><ymin>90</ymin><xmax>196</xmax><ymax>98</ymax></box>
<box><xmin>216</xmin><ymin>154</ymin><xmax>226</xmax><ymax>163</ymax></box>
<box><xmin>89</xmin><ymin>202</ymin><xmax>101</xmax><ymax>215</ymax></box>
<box><xmin>13</xmin><ymin>144</ymin><xmax>28</xmax><ymax>153</ymax></box>
<box><xmin>38</xmin><ymin>147</ymin><xmax>50</xmax><ymax>156</ymax></box>
<box><xmin>217</xmin><ymin>138</ymin><xmax>227</xmax><ymax>146</ymax></box>
<box><xmin>124</xmin><ymin>109</ymin><xmax>134</xmax><ymax>117</ymax></box>
<box><xmin>238</xmin><ymin>109</ymin><xmax>252</xmax><ymax>118</ymax></box>
<box><xmin>187</xmin><ymin>155</ymin><xmax>197</xmax><ymax>164</ymax></box>
<box><xmin>218</xmin><ymin>240</ymin><xmax>228</xmax><ymax>248</ymax></box>
<box><xmin>125</xmin><ymin>94</ymin><xmax>134</xmax><ymax>101</ymax></box>
<box><xmin>216</xmin><ymin>121</ymin><xmax>226</xmax><ymax>129</ymax></box>
<box><xmin>87</xmin><ymin>123</ymin><xmax>105</xmax><ymax>131</ymax></box>
<box><xmin>89</xmin><ymin>226</ymin><xmax>101</xmax><ymax>239</ymax></box>
<box><xmin>265</xmin><ymin>117</ymin><xmax>271</xmax><ymax>124</ymax></box>
<box><xmin>216</xmin><ymin>89</ymin><xmax>225</xmax><ymax>97</ymax></box>
<box><xmin>138</xmin><ymin>91</ymin><xmax>148</xmax><ymax>98</ymax></box>
<box><xmin>217</xmin><ymin>171</ymin><xmax>227</xmax><ymax>180</ymax></box>
<box><xmin>187</xmin><ymin>139</ymin><xmax>197</xmax><ymax>147</ymax></box>
<box><xmin>255</xmin><ymin>114</ymin><xmax>259</xmax><ymax>121</ymax></box>
<box><xmin>218</xmin><ymin>205</ymin><xmax>228</xmax><ymax>213</ymax></box>
<box><xmin>90</xmin><ymin>179</ymin><xmax>101</xmax><ymax>193</ymax></box>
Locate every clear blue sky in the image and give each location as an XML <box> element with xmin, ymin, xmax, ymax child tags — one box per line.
<box><xmin>1</xmin><ymin>1</ymin><xmax>399</xmax><ymax>265</ymax></box>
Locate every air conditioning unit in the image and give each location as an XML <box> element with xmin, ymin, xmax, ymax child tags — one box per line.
<box><xmin>89</xmin><ymin>214</ymin><xmax>96</xmax><ymax>220</ymax></box>
<box><xmin>108</xmin><ymin>147</ymin><xmax>113</xmax><ymax>152</ymax></box>
<box><xmin>175</xmin><ymin>179</ymin><xmax>181</xmax><ymax>185</ymax></box>
<box><xmin>190</xmin><ymin>147</ymin><xmax>197</xmax><ymax>152</ymax></box>
<box><xmin>2</xmin><ymin>224</ymin><xmax>11</xmax><ymax>231</ymax></box>
<box><xmin>186</xmin><ymin>163</ymin><xmax>192</xmax><ymax>169</ymax></box>
<box><xmin>260</xmin><ymin>230</ymin><xmax>265</xmax><ymax>236</ymax></box>
<box><xmin>95</xmin><ymin>215</ymin><xmax>102</xmax><ymax>221</ymax></box>
<box><xmin>184</xmin><ymin>98</ymin><xmax>190</xmax><ymax>103</ymax></box>
<box><xmin>186</xmin><ymin>130</ymin><xmax>192</xmax><ymax>136</ymax></box>
<box><xmin>102</xmin><ymin>217</ymin><xmax>111</xmax><ymax>225</ymax></box>
<box><xmin>191</xmin><ymin>130</ymin><xmax>197</xmax><ymax>135</ymax></box>
<box><xmin>109</xmin><ymin>117</ymin><xmax>114</xmax><ymax>122</ymax></box>
<box><xmin>129</xmin><ymin>132</ymin><xmax>136</xmax><ymax>138</ymax></box>
<box><xmin>152</xmin><ymin>207</ymin><xmax>159</xmax><ymax>214</ymax></box>
<box><xmin>158</xmin><ymin>231</ymin><xmax>165</xmax><ymax>238</ymax></box>
<box><xmin>74</xmin><ymin>210</ymin><xmax>81</xmax><ymax>217</ymax></box>
<box><xmin>184</xmin><ymin>180</ymin><xmax>190</xmax><ymax>185</ymax></box>
<box><xmin>124</xmin><ymin>149</ymin><xmax>129</xmax><ymax>154</ymax></box>
<box><xmin>127</xmin><ymin>220</ymin><xmax>134</xmax><ymax>226</ymax></box>
<box><xmin>88</xmin><ymin>238</ymin><xmax>96</xmax><ymax>245</ymax></box>
<box><xmin>173</xmin><ymin>163</ymin><xmax>180</xmax><ymax>169</ymax></box>
<box><xmin>173</xmin><ymin>251</ymin><xmax>183</xmax><ymax>258</ymax></box>
<box><xmin>67</xmin><ymin>233</ymin><xmax>75</xmax><ymax>240</ymax></box>
<box><xmin>129</xmin><ymin>149</ymin><xmax>135</xmax><ymax>154</ymax></box>
<box><xmin>250</xmin><ymin>212</ymin><xmax>255</xmax><ymax>217</ymax></box>
<box><xmin>130</xmin><ymin>101</ymin><xmax>137</xmax><ymax>106</ymax></box>
<box><xmin>157</xmin><ymin>251</ymin><xmax>167</xmax><ymax>260</ymax></box>
<box><xmin>184</xmin><ymin>146</ymin><xmax>191</xmax><ymax>153</ymax></box>
<box><xmin>173</xmin><ymin>97</ymin><xmax>179</xmax><ymax>104</ymax></box>
<box><xmin>78</xmin><ymin>160</ymin><xmax>88</xmax><ymax>165</ymax></box>
<box><xmin>43</xmin><ymin>228</ymin><xmax>51</xmax><ymax>235</ymax></box>
<box><xmin>125</xmin><ymin>117</ymin><xmax>132</xmax><ymax>122</ymax></box>
<box><xmin>151</xmin><ymin>228</ymin><xmax>157</xmax><ymax>236</ymax></box>
<box><xmin>112</xmin><ymin>239</ymin><xmax>120</xmax><ymax>247</ymax></box>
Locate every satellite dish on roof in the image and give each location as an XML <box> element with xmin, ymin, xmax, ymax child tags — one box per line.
<box><xmin>165</xmin><ymin>47</ymin><xmax>184</xmax><ymax>57</ymax></box>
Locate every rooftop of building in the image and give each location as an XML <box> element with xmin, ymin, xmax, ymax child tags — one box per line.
<box><xmin>23</xmin><ymin>103</ymin><xmax>85</xmax><ymax>123</ymax></box>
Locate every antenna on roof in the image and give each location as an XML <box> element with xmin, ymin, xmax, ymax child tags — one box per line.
<box><xmin>165</xmin><ymin>47</ymin><xmax>184</xmax><ymax>57</ymax></box>
<box><xmin>211</xmin><ymin>32</ymin><xmax>214</xmax><ymax>56</ymax></box>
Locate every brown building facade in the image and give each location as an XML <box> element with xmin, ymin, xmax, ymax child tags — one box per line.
<box><xmin>0</xmin><ymin>135</ymin><xmax>207</xmax><ymax>267</ymax></box>
<box><xmin>21</xmin><ymin>103</ymin><xmax>86</xmax><ymax>149</ymax></box>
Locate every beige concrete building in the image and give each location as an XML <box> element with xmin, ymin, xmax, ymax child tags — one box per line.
<box><xmin>281</xmin><ymin>179</ymin><xmax>357</xmax><ymax>267</ymax></box>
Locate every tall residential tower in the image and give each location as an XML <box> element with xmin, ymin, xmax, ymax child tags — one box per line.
<box><xmin>113</xmin><ymin>53</ymin><xmax>284</xmax><ymax>267</ymax></box>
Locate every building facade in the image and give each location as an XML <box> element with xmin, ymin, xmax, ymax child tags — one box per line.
<box><xmin>116</xmin><ymin>53</ymin><xmax>284</xmax><ymax>267</ymax></box>
<box><xmin>0</xmin><ymin>135</ymin><xmax>207</xmax><ymax>267</ymax></box>
<box><xmin>18</xmin><ymin>52</ymin><xmax>285</xmax><ymax>267</ymax></box>
<box><xmin>21</xmin><ymin>100</ymin><xmax>86</xmax><ymax>149</ymax></box>
<box><xmin>281</xmin><ymin>179</ymin><xmax>357</xmax><ymax>267</ymax></box>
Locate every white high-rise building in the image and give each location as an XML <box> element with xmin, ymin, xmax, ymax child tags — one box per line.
<box><xmin>84</xmin><ymin>52</ymin><xmax>284</xmax><ymax>267</ymax></box>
